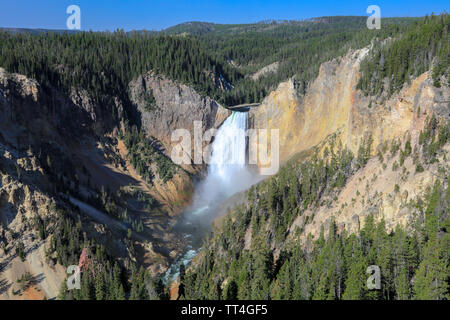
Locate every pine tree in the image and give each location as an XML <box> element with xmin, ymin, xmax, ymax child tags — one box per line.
<box><xmin>116</xmin><ymin>283</ymin><xmax>126</xmax><ymax>300</ymax></box>
<box><xmin>396</xmin><ymin>268</ymin><xmax>410</xmax><ymax>300</ymax></box>
<box><xmin>57</xmin><ymin>280</ymin><xmax>68</xmax><ymax>300</ymax></box>
<box><xmin>250</xmin><ymin>237</ymin><xmax>273</xmax><ymax>299</ymax></box>
<box><xmin>413</xmin><ymin>237</ymin><xmax>448</xmax><ymax>300</ymax></box>
<box><xmin>342</xmin><ymin>254</ymin><xmax>367</xmax><ymax>300</ymax></box>
<box><xmin>80</xmin><ymin>273</ymin><xmax>93</xmax><ymax>300</ymax></box>
<box><xmin>270</xmin><ymin>260</ymin><xmax>292</xmax><ymax>300</ymax></box>
<box><xmin>95</xmin><ymin>271</ymin><xmax>106</xmax><ymax>300</ymax></box>
<box><xmin>223</xmin><ymin>279</ymin><xmax>238</xmax><ymax>300</ymax></box>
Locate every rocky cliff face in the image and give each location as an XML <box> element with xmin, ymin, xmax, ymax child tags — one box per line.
<box><xmin>129</xmin><ymin>71</ymin><xmax>230</xmax><ymax>174</ymax></box>
<box><xmin>250</xmin><ymin>47</ymin><xmax>448</xmax><ymax>165</ymax></box>
<box><xmin>0</xmin><ymin>68</ymin><xmax>129</xmax><ymax>299</ymax></box>
<box><xmin>289</xmin><ymin>142</ymin><xmax>449</xmax><ymax>245</ymax></box>
<box><xmin>0</xmin><ymin>67</ymin><xmax>127</xmax><ymax>143</ymax></box>
<box><xmin>0</xmin><ymin>169</ymin><xmax>66</xmax><ymax>299</ymax></box>
<box><xmin>248</xmin><ymin>46</ymin><xmax>449</xmax><ymax>240</ymax></box>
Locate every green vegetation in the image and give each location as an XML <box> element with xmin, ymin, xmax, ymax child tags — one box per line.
<box><xmin>357</xmin><ymin>13</ymin><xmax>449</xmax><ymax>96</ymax></box>
<box><xmin>190</xmin><ymin>16</ymin><xmax>419</xmax><ymax>98</ymax></box>
<box><xmin>0</xmin><ymin>30</ymin><xmax>245</xmax><ymax>108</ymax></box>
<box><xmin>50</xmin><ymin>206</ymin><xmax>166</xmax><ymax>300</ymax></box>
<box><xmin>120</xmin><ymin>123</ymin><xmax>178</xmax><ymax>183</ymax></box>
<box><xmin>33</xmin><ymin>215</ymin><xmax>46</xmax><ymax>240</ymax></box>
<box><xmin>86</xmin><ymin>185</ymin><xmax>120</xmax><ymax>219</ymax></box>
<box><xmin>419</xmin><ymin>115</ymin><xmax>450</xmax><ymax>164</ymax></box>
<box><xmin>142</xmin><ymin>88</ymin><xmax>157</xmax><ymax>111</ymax></box>
<box><xmin>120</xmin><ymin>208</ymin><xmax>144</xmax><ymax>233</ymax></box>
<box><xmin>356</xmin><ymin>134</ymin><xmax>373</xmax><ymax>169</ymax></box>
<box><xmin>0</xmin><ymin>16</ymin><xmax>423</xmax><ymax>111</ymax></box>
<box><xmin>17</xmin><ymin>272</ymin><xmax>33</xmax><ymax>291</ymax></box>
<box><xmin>15</xmin><ymin>241</ymin><xmax>26</xmax><ymax>262</ymax></box>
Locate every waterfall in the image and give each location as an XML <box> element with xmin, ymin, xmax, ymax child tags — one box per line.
<box><xmin>164</xmin><ymin>111</ymin><xmax>259</xmax><ymax>283</ymax></box>
<box><xmin>210</xmin><ymin>111</ymin><xmax>248</xmax><ymax>175</ymax></box>
<box><xmin>195</xmin><ymin>111</ymin><xmax>253</xmax><ymax>207</ymax></box>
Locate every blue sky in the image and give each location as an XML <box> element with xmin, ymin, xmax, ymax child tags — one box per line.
<box><xmin>0</xmin><ymin>0</ymin><xmax>448</xmax><ymax>31</ymax></box>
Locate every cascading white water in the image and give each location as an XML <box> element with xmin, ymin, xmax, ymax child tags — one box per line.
<box><xmin>192</xmin><ymin>111</ymin><xmax>255</xmax><ymax>209</ymax></box>
<box><xmin>209</xmin><ymin>111</ymin><xmax>248</xmax><ymax>180</ymax></box>
<box><xmin>164</xmin><ymin>111</ymin><xmax>259</xmax><ymax>283</ymax></box>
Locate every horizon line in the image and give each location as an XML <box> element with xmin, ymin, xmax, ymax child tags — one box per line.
<box><xmin>0</xmin><ymin>13</ymin><xmax>443</xmax><ymax>33</ymax></box>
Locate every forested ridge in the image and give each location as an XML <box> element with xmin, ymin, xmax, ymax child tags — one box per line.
<box><xmin>0</xmin><ymin>30</ymin><xmax>243</xmax><ymax>108</ymax></box>
<box><xmin>190</xmin><ymin>16</ymin><xmax>421</xmax><ymax>96</ymax></box>
<box><xmin>0</xmin><ymin>15</ymin><xmax>445</xmax><ymax>107</ymax></box>
<box><xmin>0</xmin><ymin>15</ymin><xmax>426</xmax><ymax>109</ymax></box>
<box><xmin>357</xmin><ymin>13</ymin><xmax>449</xmax><ymax>97</ymax></box>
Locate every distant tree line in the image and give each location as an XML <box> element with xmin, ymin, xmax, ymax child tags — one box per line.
<box><xmin>193</xmin><ymin>16</ymin><xmax>421</xmax><ymax>97</ymax></box>
<box><xmin>0</xmin><ymin>15</ymin><xmax>430</xmax><ymax>113</ymax></box>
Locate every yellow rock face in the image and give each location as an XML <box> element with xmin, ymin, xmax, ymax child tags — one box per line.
<box><xmin>250</xmin><ymin>48</ymin><xmax>442</xmax><ymax>171</ymax></box>
<box><xmin>249</xmin><ymin>46</ymin><xmax>448</xmax><ymax>240</ymax></box>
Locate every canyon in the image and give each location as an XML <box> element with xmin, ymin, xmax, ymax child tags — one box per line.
<box><xmin>0</xmin><ymin>17</ymin><xmax>448</xmax><ymax>299</ymax></box>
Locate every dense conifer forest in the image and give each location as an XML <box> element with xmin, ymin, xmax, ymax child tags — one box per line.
<box><xmin>190</xmin><ymin>16</ymin><xmax>421</xmax><ymax>96</ymax></box>
<box><xmin>357</xmin><ymin>14</ymin><xmax>449</xmax><ymax>96</ymax></box>
<box><xmin>0</xmin><ymin>15</ymin><xmax>434</xmax><ymax>109</ymax></box>
<box><xmin>0</xmin><ymin>30</ymin><xmax>243</xmax><ymax>107</ymax></box>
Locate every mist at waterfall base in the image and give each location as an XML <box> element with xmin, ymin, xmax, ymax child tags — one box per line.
<box><xmin>164</xmin><ymin>111</ymin><xmax>261</xmax><ymax>283</ymax></box>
